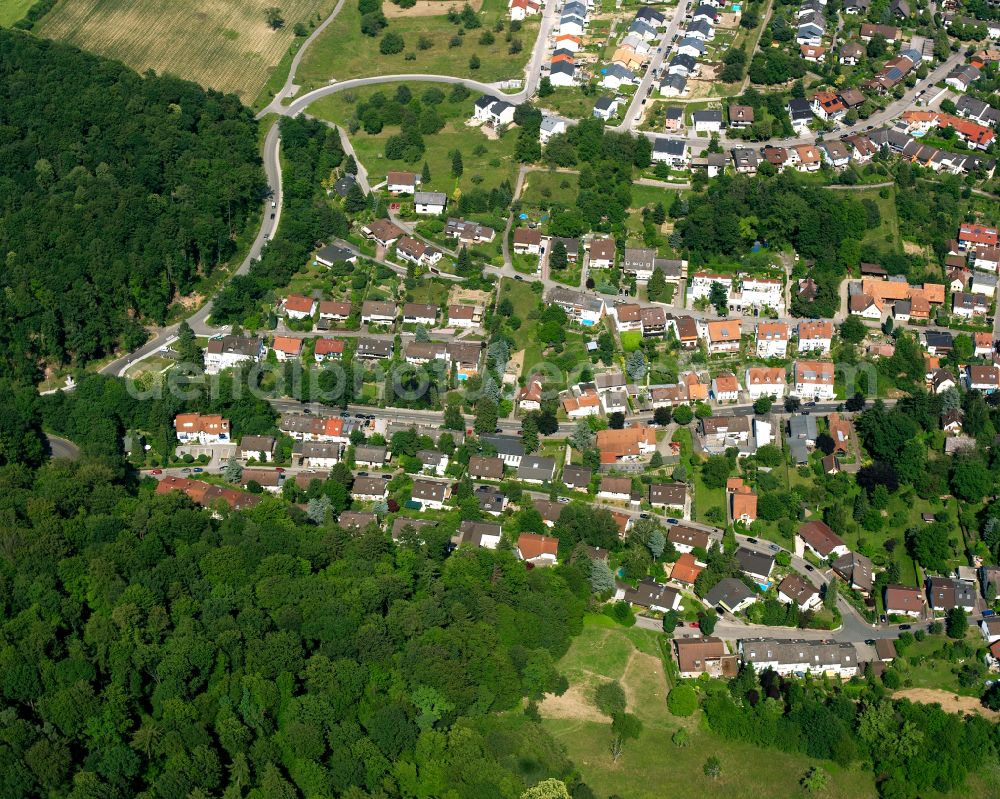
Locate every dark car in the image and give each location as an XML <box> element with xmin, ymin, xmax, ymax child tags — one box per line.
<box><xmin>746</xmin><ymin>537</ymin><xmax>759</xmax><ymax>545</ymax></box>
<box><xmin>804</xmin><ymin>564</ymin><xmax>814</xmax><ymax>572</ymax></box>
<box><xmin>640</xmin><ymin>513</ymin><xmax>651</xmax><ymax>519</ymax></box>
<box><xmin>768</xmin><ymin>544</ymin><xmax>780</xmax><ymax>552</ymax></box>
<box><xmin>864</xmin><ymin>639</ymin><xmax>876</xmax><ymax>646</ymax></box>
<box><xmin>515</xmin><ymin>275</ymin><xmax>524</xmax><ymax>281</ymax></box>
<box><xmin>899</xmin><ymin>624</ymin><xmax>912</xmax><ymax>630</ymax></box>
<box><xmin>192</xmin><ymin>467</ymin><xmax>203</xmax><ymax>473</ymax></box>
<box><xmin>666</xmin><ymin>518</ymin><xmax>679</xmax><ymax>524</ymax></box>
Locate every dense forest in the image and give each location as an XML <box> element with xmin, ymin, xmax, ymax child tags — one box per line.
<box><xmin>0</xmin><ymin>403</ymin><xmax>591</xmax><ymax>798</ymax></box>
<box><xmin>0</xmin><ymin>31</ymin><xmax>264</xmax><ymax>381</ymax></box>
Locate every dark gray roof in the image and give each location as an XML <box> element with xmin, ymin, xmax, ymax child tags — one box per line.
<box><xmin>654</xmin><ymin>137</ymin><xmax>687</xmax><ymax>156</ymax></box>
<box><xmin>484</xmin><ymin>435</ymin><xmax>525</xmax><ymax>457</ymax></box>
<box><xmin>704</xmin><ymin>578</ymin><xmax>756</xmax><ymax>610</ymax></box>
<box><xmin>692</xmin><ymin>109</ymin><xmax>722</xmax><ymax>123</ymax></box>
<box><xmin>735</xmin><ymin>548</ymin><xmax>775</xmax><ymax>580</ymax></box>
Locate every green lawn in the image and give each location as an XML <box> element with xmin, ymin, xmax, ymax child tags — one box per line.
<box><xmin>0</xmin><ymin>0</ymin><xmax>35</xmax><ymax>26</ymax></box>
<box><xmin>520</xmin><ymin>170</ymin><xmax>579</xmax><ymax>209</ymax></box>
<box><xmin>310</xmin><ymin>88</ymin><xmax>519</xmax><ymax>195</ymax></box>
<box><xmin>407</xmin><ymin>280</ymin><xmax>451</xmax><ymax>307</ymax></box>
<box><xmin>620</xmin><ymin>331</ymin><xmax>642</xmax><ymax>352</ymax></box>
<box><xmin>630</xmin><ymin>182</ymin><xmax>684</xmax><ymax>209</ymax></box>
<box><xmin>538</xmin><ymin>87</ymin><xmax>595</xmax><ymax>120</ymax></box>
<box><xmin>891</xmin><ymin>630</ymin><xmax>992</xmax><ymax>697</ymax></box>
<box><xmin>498</xmin><ymin>277</ymin><xmax>542</xmax><ymax>348</ymax></box>
<box><xmin>541</xmin><ymin>618</ymin><xmax>877</xmax><ymax>799</ymax></box>
<box><xmin>295</xmin><ymin>2</ymin><xmax>536</xmax><ymax>89</ymax></box>
<box><xmin>855</xmin><ymin>186</ymin><xmax>901</xmax><ymax>249</ymax></box>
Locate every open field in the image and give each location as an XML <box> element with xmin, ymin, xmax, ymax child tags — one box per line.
<box><xmin>36</xmin><ymin>0</ymin><xmax>330</xmax><ymax>102</ymax></box>
<box><xmin>295</xmin><ymin>0</ymin><xmax>534</xmax><ymax>89</ymax></box>
<box><xmin>0</xmin><ymin>0</ymin><xmax>35</xmax><ymax>26</ymax></box>
<box><xmin>894</xmin><ymin>688</ymin><xmax>999</xmax><ymax>719</ymax></box>
<box><xmin>310</xmin><ymin>87</ymin><xmax>519</xmax><ymax>195</ymax></box>
<box><xmin>855</xmin><ymin>186</ymin><xmax>901</xmax><ymax>249</ymax></box>
<box><xmin>541</xmin><ymin>617</ymin><xmax>877</xmax><ymax>799</ymax></box>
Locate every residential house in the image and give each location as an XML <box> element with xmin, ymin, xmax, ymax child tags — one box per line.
<box><xmin>416</xmin><ymin>449</ymin><xmax>449</xmax><ymax>477</ymax></box>
<box><xmin>884</xmin><ymin>584</ymin><xmax>925</xmax><ymax>617</ymax></box>
<box><xmin>354</xmin><ymin>445</ymin><xmax>389</xmax><ymax>468</ymax></box>
<box><xmin>598</xmin><ymin>476</ymin><xmax>633</xmax><ymax>501</ymax></box>
<box><xmin>860</xmin><ymin>24</ymin><xmax>900</xmax><ymax>43</ymax></box>
<box><xmin>692</xmin><ymin>109</ymin><xmax>723</xmax><ymax>133</ymax></box>
<box><xmin>593</xmin><ymin>95</ymin><xmax>620</xmax><ymax>121</ymax></box>
<box><xmin>670</xmin><ymin>553</ymin><xmax>703</xmax><ymax>586</ymax></box>
<box><xmin>778</xmin><ymin>574</ymin><xmax>822</xmax><ymax>610</ymax></box>
<box><xmin>444</xmin><ymin>217</ymin><xmax>496</xmax><ymax>245</ymax></box>
<box><xmin>756</xmin><ymin>322</ymin><xmax>789</xmax><ymax>358</ymax></box>
<box><xmin>589</xmin><ymin>238</ymin><xmax>617</xmax><ymax>269</ymax></box>
<box><xmin>174</xmin><ymin>413</ymin><xmax>230</xmax><ymax>445</ymax></box>
<box><xmin>975</xmin><ymin>332</ymin><xmax>995</xmax><ymax>358</ymax></box>
<box><xmin>797</xmin><ymin>520</ymin><xmax>849</xmax><ymax>560</ymax></box>
<box><xmin>282</xmin><ymin>294</ymin><xmax>316</xmax><ymax>320</ymax></box>
<box><xmin>745</xmin><ymin>367</ymin><xmax>786</xmax><ymax>400</ymax></box>
<box><xmin>476</xmin><ymin>485</ymin><xmax>508</xmax><ymax>516</ymax></box>
<box><xmin>953</xmin><ymin>291</ymin><xmax>989</xmax><ymax>319</ymax></box>
<box><xmin>204</xmin><ymin>335</ymin><xmax>264</xmax><ymax>375</ymax></box>
<box><xmin>788</xmin><ymin>97</ymin><xmax>815</xmax><ymax>132</ymax></box>
<box><xmin>270</xmin><ymin>336</ymin><xmax>303</xmax><ymax>362</ymax></box>
<box><xmin>361</xmin><ymin>300</ymin><xmax>397</xmax><ymax>325</ymax></box>
<box><xmin>338</xmin><ymin>510</ymin><xmax>377</xmax><ymax>531</ymax></box>
<box><xmin>675</xmin><ymin>637</ymin><xmax>738</xmax><ymax>679</ymax></box>
<box><xmin>517</xmin><ymin>533</ymin><xmax>559</xmax><ymax>565</ymax></box>
<box><xmin>414</xmin><ymin>191</ymin><xmax>447</xmax><ymax>215</ymax></box>
<box><xmin>361</xmin><ymin>218</ymin><xmax>404</xmax><ymax>248</ymax></box>
<box><xmin>827</xmin><ymin>413</ymin><xmax>854</xmax><ymax>456</ymax></box>
<box><xmin>315</xmin><ymin>243</ymin><xmax>356</xmax><ymax>266</ymax></box>
<box><xmin>712</xmin><ymin>372</ymin><xmax>740</xmax><ymax>403</ymax></box>
<box><xmin>648</xmin><ymin>483</ymin><xmax>689</xmax><ymax>517</ymax></box>
<box><xmin>617</xmin><ymin>578</ymin><xmax>681</xmax><ymax>612</ymax></box>
<box><xmin>352</xmin><ymin>476</ymin><xmax>390</xmax><ymax>502</ymax></box>
<box><xmin>946</xmin><ymin>64</ymin><xmax>982</xmax><ymax>92</ymax></box>
<box><xmin>549</xmin><ymin>60</ymin><xmax>576</xmax><ymax>87</ymax></box>
<box><xmin>840</xmin><ymin>41</ymin><xmax>864</xmax><ymax>65</ymax></box>
<box><xmin>595</xmin><ymin>425</ymin><xmax>657</xmax><ymax>465</ymax></box>
<box><xmin>513</xmin><ymin>227</ymin><xmax>542</xmax><ymax>255</ymax></box>
<box><xmin>402</xmin><ymin>302</ymin><xmax>438</xmax><ymax>326</ymax></box>
<box><xmin>668</xmin><ymin>525</ymin><xmax>711</xmax><ymax>555</ymax></box>
<box><xmin>484</xmin><ymin>435</ymin><xmax>524</xmax><ymax>468</ymax></box>
<box><xmin>704</xmin><ymin>319</ymin><xmax>742</xmax><ymax>354</ymax></box>
<box><xmin>546</xmin><ymin>286</ymin><xmax>605</xmax><ymax>325</ymax></box>
<box><xmin>763</xmin><ymin>145</ymin><xmax>790</xmax><ymax>171</ymax></box>
<box><xmin>821</xmin><ymin>140</ymin><xmax>851</xmax><ymax>168</ymax></box>
<box><xmin>410</xmin><ymin>478</ymin><xmax>451</xmax><ymax>510</ymax></box>
<box><xmin>314</xmin><ymin>338</ymin><xmax>345</xmax><ymax>362</ymax></box>
<box><xmin>387</xmin><ymin>171</ymin><xmax>420</xmax><ymax>194</ymax></box>
<box><xmin>966</xmin><ymin>364</ymin><xmax>1000</xmax><ymax>393</ymax></box>
<box><xmin>447</xmin><ymin>304</ymin><xmax>481</xmax><ymax>329</ymax></box>
<box><xmin>738</xmin><ymin>638</ymin><xmax>859</xmax><ymax>678</ymax></box>
<box><xmin>318</xmin><ymin>300</ymin><xmax>352</xmax><ymax>323</ymax></box>
<box><xmin>602</xmin><ymin>64</ymin><xmax>637</xmax><ymax>90</ymax></box>
<box><xmin>651</xmin><ymin>137</ymin><xmax>689</xmax><ymax>169</ymax></box>
<box><xmin>728</xmin><ymin>478</ymin><xmax>757</xmax><ymax>524</ymax></box>
<box><xmin>355</xmin><ymin>338</ymin><xmax>392</xmax><ymax>359</ymax></box>
<box><xmin>473</xmin><ymin>95</ymin><xmax>517</xmax><ymax>126</ymax></box>
<box><xmin>793</xmin><ymin>360</ymin><xmax>835</xmax><ymax>400</ymax></box>
<box><xmin>792</xmin><ymin>143</ymin><xmax>823</xmax><ymax>172</ymax></box>
<box><xmin>736</xmin><ymin>548</ymin><xmax>775</xmax><ymax>584</ymax></box>
<box><xmin>539</xmin><ymin>115</ymin><xmax>567</xmax><ymax>144</ymax></box>
<box><xmin>561</xmin><ymin>465</ymin><xmax>592</xmax><ymax>492</ymax></box>
<box><xmin>238</xmin><ymin>435</ymin><xmax>276</xmax><ymax>462</ymax></box>
<box><xmin>812</xmin><ymin>91</ymin><xmax>846</xmax><ymax>122</ymax></box>
<box><xmin>731</xmin><ymin>147</ymin><xmax>760</xmax><ymax>175</ymax></box>
<box><xmin>562</xmin><ymin>386</ymin><xmax>602</xmax><ymax>417</ymax></box>
<box><xmin>468</xmin><ymin>455</ymin><xmax>505</xmax><ymax>481</ymax></box>
<box><xmin>927</xmin><ymin>576</ymin><xmax>976</xmax><ymax>612</ymax></box>
<box><xmin>705</xmin><ymin>578</ymin><xmax>758</xmax><ymax>613</ymax></box>
<box><xmin>454</xmin><ymin>519</ymin><xmax>503</xmax><ymax>549</ymax></box>
<box><xmin>518</xmin><ymin>456</ymin><xmax>556</xmax><ymax>484</ymax></box>
<box><xmin>833</xmin><ymin>551</ymin><xmax>874</xmax><ymax>596</ymax></box>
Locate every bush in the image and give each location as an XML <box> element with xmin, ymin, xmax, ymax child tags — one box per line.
<box><xmin>594</xmin><ymin>681</ymin><xmax>627</xmax><ymax>718</ymax></box>
<box><xmin>380</xmin><ymin>32</ymin><xmax>405</xmax><ymax>54</ymax></box>
<box><xmin>667</xmin><ymin>684</ymin><xmax>698</xmax><ymax>716</ymax></box>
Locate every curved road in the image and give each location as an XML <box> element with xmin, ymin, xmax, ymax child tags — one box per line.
<box><xmin>46</xmin><ymin>434</ymin><xmax>81</xmax><ymax>460</ymax></box>
<box><xmin>96</xmin><ymin>0</ymin><xmax>971</xmax><ymax>389</ymax></box>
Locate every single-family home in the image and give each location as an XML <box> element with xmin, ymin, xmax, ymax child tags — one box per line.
<box><xmin>517</xmin><ymin>533</ymin><xmax>559</xmax><ymax>565</ymax></box>
<box><xmin>692</xmin><ymin>109</ymin><xmax>723</xmax><ymax>133</ymax></box>
<box><xmin>745</xmin><ymin>367</ymin><xmax>786</xmax><ymax>400</ymax></box>
<box><xmin>387</xmin><ymin>171</ymin><xmax>420</xmax><ymax>194</ymax></box>
<box><xmin>174</xmin><ymin>413</ymin><xmax>230</xmax><ymax>445</ymax></box>
<box><xmin>705</xmin><ymin>578</ymin><xmax>757</xmax><ymax>613</ymax></box>
<box><xmin>204</xmin><ymin>335</ymin><xmax>264</xmax><ymax>375</ymax></box>
<box><xmin>518</xmin><ymin>456</ymin><xmax>557</xmax><ymax>484</ymax></box>
<box><xmin>778</xmin><ymin>574</ymin><xmax>822</xmax><ymax>610</ymax></box>
<box><xmin>756</xmin><ymin>322</ymin><xmax>789</xmax><ymax>358</ymax></box>
<box><xmin>884</xmin><ymin>584</ymin><xmax>925</xmax><ymax>617</ymax></box>
<box><xmin>271</xmin><ymin>335</ymin><xmax>303</xmax><ymax>362</ymax></box>
<box><xmin>283</xmin><ymin>294</ymin><xmax>316</xmax><ymax>320</ymax></box>
<box><xmin>410</xmin><ymin>478</ymin><xmax>451</xmax><ymax>510</ymax></box>
<box><xmin>414</xmin><ymin>191</ymin><xmax>447</xmax><ymax>215</ymax></box>
<box><xmin>797</xmin><ymin>520</ymin><xmax>849</xmax><ymax>560</ymax></box>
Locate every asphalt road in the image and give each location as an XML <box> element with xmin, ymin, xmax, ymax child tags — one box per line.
<box><xmin>46</xmin><ymin>435</ymin><xmax>81</xmax><ymax>460</ymax></box>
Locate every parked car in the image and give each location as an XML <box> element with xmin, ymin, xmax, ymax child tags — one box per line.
<box><xmin>984</xmin><ymin>610</ymin><xmax>996</xmax><ymax>617</ymax></box>
<box><xmin>899</xmin><ymin>624</ymin><xmax>912</xmax><ymax>630</ymax></box>
<box><xmin>557</xmin><ymin>497</ymin><xmax>570</xmax><ymax>504</ymax></box>
<box><xmin>181</xmin><ymin>467</ymin><xmax>191</xmax><ymax>473</ymax></box>
<box><xmin>275</xmin><ymin>467</ymin><xmax>285</xmax><ymax>473</ymax></box>
<box><xmin>804</xmin><ymin>564</ymin><xmax>814</xmax><ymax>572</ymax></box>
<box><xmin>746</xmin><ymin>537</ymin><xmax>759</xmax><ymax>545</ymax></box>
<box><xmin>768</xmin><ymin>544</ymin><xmax>780</xmax><ymax>552</ymax></box>
<box><xmin>515</xmin><ymin>275</ymin><xmax>524</xmax><ymax>281</ymax></box>
<box><xmin>193</xmin><ymin>467</ymin><xmax>203</xmax><ymax>473</ymax></box>
<box><xmin>688</xmin><ymin>622</ymin><xmax>700</xmax><ymax>628</ymax></box>
<box><xmin>150</xmin><ymin>469</ymin><xmax>162</xmax><ymax>475</ymax></box>
<box><xmin>640</xmin><ymin>512</ymin><xmax>651</xmax><ymax>519</ymax></box>
<box><xmin>864</xmin><ymin>639</ymin><xmax>876</xmax><ymax>646</ymax></box>
<box><xmin>666</xmin><ymin>518</ymin><xmax>679</xmax><ymax>524</ymax></box>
